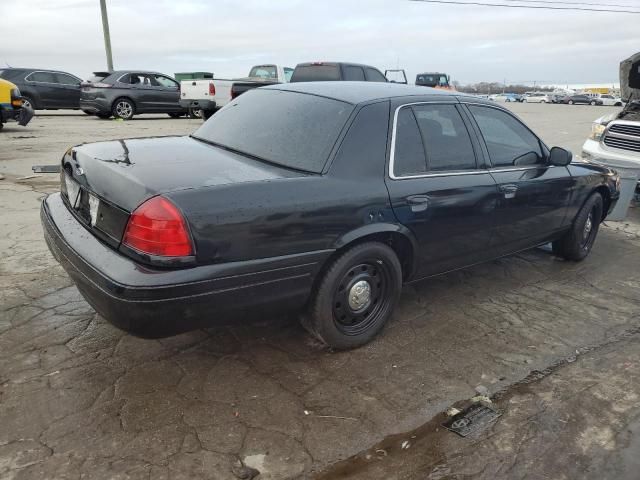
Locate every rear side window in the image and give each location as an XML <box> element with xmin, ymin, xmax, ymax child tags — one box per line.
<box><xmin>55</xmin><ymin>73</ymin><xmax>79</xmax><ymax>85</ymax></box>
<box><xmin>193</xmin><ymin>89</ymin><xmax>353</xmax><ymax>173</ymax></box>
<box><xmin>469</xmin><ymin>105</ymin><xmax>542</xmax><ymax>167</ymax></box>
<box><xmin>290</xmin><ymin>65</ymin><xmax>341</xmax><ymax>82</ymax></box>
<box><xmin>344</xmin><ymin>66</ymin><xmax>365</xmax><ymax>81</ymax></box>
<box><xmin>412</xmin><ymin>104</ymin><xmax>476</xmax><ymax>171</ymax></box>
<box><xmin>365</xmin><ymin>68</ymin><xmax>387</xmax><ymax>82</ymax></box>
<box><xmin>27</xmin><ymin>71</ymin><xmax>57</xmax><ymax>83</ymax></box>
<box><xmin>394</xmin><ymin>108</ymin><xmax>427</xmax><ymax>176</ymax></box>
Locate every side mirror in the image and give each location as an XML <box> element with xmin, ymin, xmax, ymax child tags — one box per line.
<box><xmin>549</xmin><ymin>146</ymin><xmax>572</xmax><ymax>166</ymax></box>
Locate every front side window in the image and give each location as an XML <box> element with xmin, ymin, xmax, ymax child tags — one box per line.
<box><xmin>344</xmin><ymin>66</ymin><xmax>365</xmax><ymax>81</ymax></box>
<box><xmin>154</xmin><ymin>75</ymin><xmax>178</xmax><ymax>89</ymax></box>
<box><xmin>469</xmin><ymin>105</ymin><xmax>543</xmax><ymax>167</ymax></box>
<box><xmin>28</xmin><ymin>71</ymin><xmax>57</xmax><ymax>83</ymax></box>
<box><xmin>193</xmin><ymin>89</ymin><xmax>353</xmax><ymax>173</ymax></box>
<box><xmin>412</xmin><ymin>104</ymin><xmax>476</xmax><ymax>171</ymax></box>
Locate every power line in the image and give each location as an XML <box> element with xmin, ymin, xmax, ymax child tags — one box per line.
<box><xmin>501</xmin><ymin>0</ymin><xmax>640</xmax><ymax>10</ymax></box>
<box><xmin>409</xmin><ymin>0</ymin><xmax>640</xmax><ymax>13</ymax></box>
<box><xmin>502</xmin><ymin>0</ymin><xmax>640</xmax><ymax>9</ymax></box>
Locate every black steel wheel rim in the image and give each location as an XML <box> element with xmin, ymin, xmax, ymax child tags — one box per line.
<box><xmin>332</xmin><ymin>260</ymin><xmax>391</xmax><ymax>336</ymax></box>
<box><xmin>580</xmin><ymin>206</ymin><xmax>597</xmax><ymax>249</ymax></box>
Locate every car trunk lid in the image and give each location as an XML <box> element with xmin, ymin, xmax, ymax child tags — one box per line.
<box><xmin>61</xmin><ymin>135</ymin><xmax>305</xmax><ymax>248</ymax></box>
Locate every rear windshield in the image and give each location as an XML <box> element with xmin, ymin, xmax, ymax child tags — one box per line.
<box><xmin>88</xmin><ymin>73</ymin><xmax>109</xmax><ymax>83</ymax></box>
<box><xmin>192</xmin><ymin>89</ymin><xmax>353</xmax><ymax>173</ymax></box>
<box><xmin>291</xmin><ymin>65</ymin><xmax>341</xmax><ymax>82</ymax></box>
<box><xmin>248</xmin><ymin>65</ymin><xmax>278</xmax><ymax>79</ymax></box>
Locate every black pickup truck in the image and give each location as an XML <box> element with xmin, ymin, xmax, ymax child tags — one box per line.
<box><xmin>230</xmin><ymin>62</ymin><xmax>389</xmax><ymax>100</ymax></box>
<box><xmin>289</xmin><ymin>62</ymin><xmax>388</xmax><ymax>83</ymax></box>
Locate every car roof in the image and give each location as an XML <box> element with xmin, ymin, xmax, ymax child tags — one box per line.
<box><xmin>263</xmin><ymin>81</ymin><xmax>468</xmax><ymax>105</ymax></box>
<box><xmin>295</xmin><ymin>62</ymin><xmax>379</xmax><ymax>68</ymax></box>
<box><xmin>99</xmin><ymin>70</ymin><xmax>170</xmax><ymax>76</ymax></box>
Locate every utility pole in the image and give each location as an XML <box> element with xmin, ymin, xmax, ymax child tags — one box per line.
<box><xmin>100</xmin><ymin>0</ymin><xmax>114</xmax><ymax>71</ymax></box>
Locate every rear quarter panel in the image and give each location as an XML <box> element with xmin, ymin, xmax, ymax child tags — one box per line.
<box><xmin>166</xmin><ymin>100</ymin><xmax>395</xmax><ymax>266</ymax></box>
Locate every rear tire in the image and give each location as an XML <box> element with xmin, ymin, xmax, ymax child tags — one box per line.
<box><xmin>188</xmin><ymin>107</ymin><xmax>202</xmax><ymax>119</ymax></box>
<box><xmin>304</xmin><ymin>242</ymin><xmax>402</xmax><ymax>350</ymax></box>
<box><xmin>112</xmin><ymin>98</ymin><xmax>135</xmax><ymax>120</ymax></box>
<box><xmin>552</xmin><ymin>192</ymin><xmax>603</xmax><ymax>261</ymax></box>
<box><xmin>201</xmin><ymin>109</ymin><xmax>215</xmax><ymax>120</ymax></box>
<box><xmin>590</xmin><ymin>100</ymin><xmax>597</xmax><ymax>106</ymax></box>
<box><xmin>568</xmin><ymin>100</ymin><xmax>574</xmax><ymax>105</ymax></box>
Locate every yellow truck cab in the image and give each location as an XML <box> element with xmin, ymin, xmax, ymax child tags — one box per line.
<box><xmin>0</xmin><ymin>77</ymin><xmax>34</xmax><ymax>131</ymax></box>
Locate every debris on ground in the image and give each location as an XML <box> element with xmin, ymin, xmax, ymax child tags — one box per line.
<box><xmin>442</xmin><ymin>403</ymin><xmax>502</xmax><ymax>437</ymax></box>
<box><xmin>232</xmin><ymin>460</ymin><xmax>260</xmax><ymax>480</ymax></box>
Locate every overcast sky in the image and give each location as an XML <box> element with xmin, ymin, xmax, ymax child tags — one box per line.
<box><xmin>1</xmin><ymin>0</ymin><xmax>638</xmax><ymax>86</ymax></box>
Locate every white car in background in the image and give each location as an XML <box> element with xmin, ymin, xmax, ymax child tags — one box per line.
<box><xmin>525</xmin><ymin>92</ymin><xmax>551</xmax><ymax>103</ymax></box>
<box><xmin>598</xmin><ymin>94</ymin><xmax>624</xmax><ymax>107</ymax></box>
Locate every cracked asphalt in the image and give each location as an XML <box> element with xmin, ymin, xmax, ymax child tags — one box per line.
<box><xmin>1</xmin><ymin>105</ymin><xmax>639</xmax><ymax>479</ymax></box>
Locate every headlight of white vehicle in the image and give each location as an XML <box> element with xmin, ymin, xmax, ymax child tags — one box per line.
<box><xmin>589</xmin><ymin>122</ymin><xmax>606</xmax><ymax>141</ymax></box>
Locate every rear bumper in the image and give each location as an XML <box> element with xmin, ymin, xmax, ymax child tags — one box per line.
<box><xmin>80</xmin><ymin>98</ymin><xmax>111</xmax><ymax>114</ymax></box>
<box><xmin>42</xmin><ymin>193</ymin><xmax>330</xmax><ymax>337</ymax></box>
<box><xmin>179</xmin><ymin>99</ymin><xmax>216</xmax><ymax>111</ymax></box>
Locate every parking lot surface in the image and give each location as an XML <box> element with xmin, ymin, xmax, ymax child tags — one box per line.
<box><xmin>1</xmin><ymin>104</ymin><xmax>639</xmax><ymax>479</ymax></box>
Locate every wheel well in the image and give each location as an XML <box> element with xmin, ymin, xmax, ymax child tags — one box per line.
<box><xmin>315</xmin><ymin>232</ymin><xmax>414</xmax><ymax>290</ymax></box>
<box><xmin>21</xmin><ymin>92</ymin><xmax>38</xmax><ymax>109</ymax></box>
<box><xmin>595</xmin><ymin>186</ymin><xmax>611</xmax><ymax>221</ymax></box>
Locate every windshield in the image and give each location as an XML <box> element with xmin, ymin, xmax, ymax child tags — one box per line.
<box><xmin>192</xmin><ymin>89</ymin><xmax>353</xmax><ymax>173</ymax></box>
<box><xmin>248</xmin><ymin>65</ymin><xmax>277</xmax><ymax>79</ymax></box>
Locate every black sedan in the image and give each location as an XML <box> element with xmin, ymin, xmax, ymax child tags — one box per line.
<box><xmin>562</xmin><ymin>94</ymin><xmax>603</xmax><ymax>106</ymax></box>
<box><xmin>80</xmin><ymin>70</ymin><xmax>187</xmax><ymax>120</ymax></box>
<box><xmin>41</xmin><ymin>82</ymin><xmax>620</xmax><ymax>349</ymax></box>
<box><xmin>0</xmin><ymin>67</ymin><xmax>83</xmax><ymax>111</ymax></box>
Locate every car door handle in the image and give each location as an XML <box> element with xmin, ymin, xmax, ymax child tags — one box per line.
<box><xmin>499</xmin><ymin>184</ymin><xmax>518</xmax><ymax>199</ymax></box>
<box><xmin>407</xmin><ymin>195</ymin><xmax>430</xmax><ymax>212</ymax></box>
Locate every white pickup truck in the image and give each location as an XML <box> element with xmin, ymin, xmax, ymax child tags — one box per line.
<box><xmin>180</xmin><ymin>64</ymin><xmax>293</xmax><ymax>119</ymax></box>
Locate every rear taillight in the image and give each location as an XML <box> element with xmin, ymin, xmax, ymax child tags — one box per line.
<box><xmin>123</xmin><ymin>196</ymin><xmax>193</xmax><ymax>257</ymax></box>
<box><xmin>208</xmin><ymin>82</ymin><xmax>215</xmax><ymax>96</ymax></box>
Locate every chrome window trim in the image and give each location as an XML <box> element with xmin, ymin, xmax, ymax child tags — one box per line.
<box><xmin>389</xmin><ymin>100</ymin><xmax>477</xmax><ymax>180</ymax></box>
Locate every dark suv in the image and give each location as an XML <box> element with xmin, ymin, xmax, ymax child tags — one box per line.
<box><xmin>80</xmin><ymin>71</ymin><xmax>187</xmax><ymax>120</ymax></box>
<box><xmin>0</xmin><ymin>68</ymin><xmax>83</xmax><ymax>110</ymax></box>
<box><xmin>290</xmin><ymin>62</ymin><xmax>388</xmax><ymax>82</ymax></box>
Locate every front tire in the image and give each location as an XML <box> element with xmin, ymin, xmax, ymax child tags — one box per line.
<box><xmin>568</xmin><ymin>100</ymin><xmax>574</xmax><ymax>105</ymax></box>
<box><xmin>590</xmin><ymin>100</ymin><xmax>597</xmax><ymax>106</ymax></box>
<box><xmin>305</xmin><ymin>242</ymin><xmax>402</xmax><ymax>350</ymax></box>
<box><xmin>112</xmin><ymin>98</ymin><xmax>135</xmax><ymax>120</ymax></box>
<box><xmin>553</xmin><ymin>192</ymin><xmax>603</xmax><ymax>261</ymax></box>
